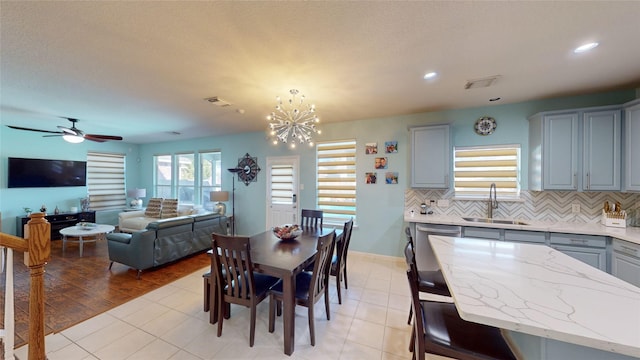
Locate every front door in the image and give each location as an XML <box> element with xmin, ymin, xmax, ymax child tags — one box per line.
<box><xmin>266</xmin><ymin>156</ymin><xmax>300</xmax><ymax>229</ymax></box>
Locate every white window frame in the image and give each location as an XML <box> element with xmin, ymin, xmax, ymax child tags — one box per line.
<box><xmin>200</xmin><ymin>150</ymin><xmax>222</xmax><ymax>211</ymax></box>
<box><xmin>87</xmin><ymin>152</ymin><xmax>126</xmax><ymax>210</ymax></box>
<box><xmin>153</xmin><ymin>154</ymin><xmax>173</xmax><ymax>199</ymax></box>
<box><xmin>453</xmin><ymin>144</ymin><xmax>521</xmax><ymax>200</ymax></box>
<box><xmin>316</xmin><ymin>139</ymin><xmax>357</xmax><ymax>226</ymax></box>
<box><xmin>153</xmin><ymin>150</ymin><xmax>222</xmax><ymax>209</ymax></box>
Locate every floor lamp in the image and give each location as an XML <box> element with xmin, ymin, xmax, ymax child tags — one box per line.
<box><xmin>227</xmin><ymin>168</ymin><xmax>242</xmax><ymax>235</ymax></box>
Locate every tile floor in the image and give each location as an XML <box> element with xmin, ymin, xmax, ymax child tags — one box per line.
<box><xmin>13</xmin><ymin>252</ymin><xmax>452</xmax><ymax>360</ymax></box>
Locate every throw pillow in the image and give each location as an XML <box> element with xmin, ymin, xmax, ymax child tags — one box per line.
<box><xmin>145</xmin><ymin>198</ymin><xmax>163</xmax><ymax>218</ymax></box>
<box><xmin>161</xmin><ymin>198</ymin><xmax>179</xmax><ymax>219</ymax></box>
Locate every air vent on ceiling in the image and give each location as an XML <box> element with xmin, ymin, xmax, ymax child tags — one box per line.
<box><xmin>464</xmin><ymin>75</ymin><xmax>501</xmax><ymax>90</ymax></box>
<box><xmin>204</xmin><ymin>96</ymin><xmax>232</xmax><ymax>107</ymax></box>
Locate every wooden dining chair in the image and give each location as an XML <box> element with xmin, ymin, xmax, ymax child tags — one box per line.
<box><xmin>405</xmin><ymin>227</ymin><xmax>451</xmax><ymax>325</ymax></box>
<box><xmin>211</xmin><ymin>233</ymin><xmax>280</xmax><ymax>347</ymax></box>
<box><xmin>301</xmin><ymin>209</ymin><xmax>323</xmax><ymax>228</ymax></box>
<box><xmin>407</xmin><ymin>259</ymin><xmax>516</xmax><ymax>360</ymax></box>
<box><xmin>331</xmin><ymin>218</ymin><xmax>353</xmax><ymax>304</ymax></box>
<box><xmin>268</xmin><ymin>230</ymin><xmax>335</xmax><ymax>346</ymax></box>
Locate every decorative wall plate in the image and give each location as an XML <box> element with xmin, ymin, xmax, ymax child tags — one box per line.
<box><xmin>474</xmin><ymin>116</ymin><xmax>497</xmax><ymax>135</ymax></box>
<box><xmin>237</xmin><ymin>153</ymin><xmax>260</xmax><ymax>186</ymax></box>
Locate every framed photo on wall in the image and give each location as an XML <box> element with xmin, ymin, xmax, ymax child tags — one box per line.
<box><xmin>385</xmin><ymin>141</ymin><xmax>398</xmax><ymax>153</ymax></box>
<box><xmin>365</xmin><ymin>142</ymin><xmax>378</xmax><ymax>154</ymax></box>
<box><xmin>385</xmin><ymin>172</ymin><xmax>398</xmax><ymax>184</ymax></box>
<box><xmin>365</xmin><ymin>172</ymin><xmax>377</xmax><ymax>184</ymax></box>
<box><xmin>374</xmin><ymin>157</ymin><xmax>388</xmax><ymax>169</ymax></box>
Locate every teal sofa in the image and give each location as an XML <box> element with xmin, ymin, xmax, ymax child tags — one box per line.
<box><xmin>107</xmin><ymin>213</ymin><xmax>227</xmax><ymax>278</ymax></box>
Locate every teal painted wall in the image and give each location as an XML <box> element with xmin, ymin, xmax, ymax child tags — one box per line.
<box><xmin>0</xmin><ymin>135</ymin><xmax>140</xmax><ymax>235</ymax></box>
<box><xmin>1</xmin><ymin>88</ymin><xmax>636</xmax><ymax>256</ymax></box>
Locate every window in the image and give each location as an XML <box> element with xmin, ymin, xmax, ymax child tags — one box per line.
<box><xmin>271</xmin><ymin>163</ymin><xmax>295</xmax><ymax>205</ymax></box>
<box><xmin>154</xmin><ymin>154</ymin><xmax>172</xmax><ymax>198</ymax></box>
<box><xmin>453</xmin><ymin>145</ymin><xmax>521</xmax><ymax>199</ymax></box>
<box><xmin>200</xmin><ymin>151</ymin><xmax>222</xmax><ymax>211</ymax></box>
<box><xmin>177</xmin><ymin>153</ymin><xmax>195</xmax><ymax>204</ymax></box>
<box><xmin>316</xmin><ymin>139</ymin><xmax>357</xmax><ymax>226</ymax></box>
<box><xmin>153</xmin><ymin>151</ymin><xmax>221</xmax><ymax>209</ymax></box>
<box><xmin>86</xmin><ymin>152</ymin><xmax>126</xmax><ymax>210</ymax></box>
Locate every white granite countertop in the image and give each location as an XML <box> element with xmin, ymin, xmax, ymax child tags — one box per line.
<box><xmin>429</xmin><ymin>235</ymin><xmax>640</xmax><ymax>358</ymax></box>
<box><xmin>404</xmin><ymin>212</ymin><xmax>640</xmax><ymax>245</ymax></box>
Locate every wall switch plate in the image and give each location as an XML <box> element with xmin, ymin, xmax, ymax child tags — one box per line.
<box><xmin>571</xmin><ymin>204</ymin><xmax>580</xmax><ymax>213</ymax></box>
<box><xmin>437</xmin><ymin>199</ymin><xmax>449</xmax><ymax>207</ymax></box>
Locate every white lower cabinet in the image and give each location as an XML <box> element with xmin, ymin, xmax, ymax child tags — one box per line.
<box><xmin>462</xmin><ymin>227</ymin><xmax>502</xmax><ymax>240</ymax></box>
<box><xmin>549</xmin><ymin>233</ymin><xmax>607</xmax><ymax>271</ymax></box>
<box><xmin>504</xmin><ymin>230</ymin><xmax>547</xmax><ymax>244</ymax></box>
<box><xmin>439</xmin><ymin>225</ymin><xmax>636</xmax><ymax>277</ymax></box>
<box><xmin>612</xmin><ymin>238</ymin><xmax>640</xmax><ymax>287</ymax></box>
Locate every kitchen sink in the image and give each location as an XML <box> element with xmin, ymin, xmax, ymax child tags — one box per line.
<box><xmin>462</xmin><ymin>217</ymin><xmax>529</xmax><ymax>225</ymax></box>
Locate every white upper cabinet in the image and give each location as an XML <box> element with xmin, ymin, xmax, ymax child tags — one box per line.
<box><xmin>624</xmin><ymin>100</ymin><xmax>640</xmax><ymax>191</ymax></box>
<box><xmin>529</xmin><ymin>105</ymin><xmax>621</xmax><ymax>191</ymax></box>
<box><xmin>410</xmin><ymin>125</ymin><xmax>450</xmax><ymax>188</ymax></box>
<box><xmin>529</xmin><ymin>111</ymin><xmax>579</xmax><ymax>190</ymax></box>
<box><xmin>583</xmin><ymin>109</ymin><xmax>621</xmax><ymax>191</ymax></box>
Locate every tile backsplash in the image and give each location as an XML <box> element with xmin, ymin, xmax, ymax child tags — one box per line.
<box><xmin>405</xmin><ymin>189</ymin><xmax>640</xmax><ymax>226</ymax></box>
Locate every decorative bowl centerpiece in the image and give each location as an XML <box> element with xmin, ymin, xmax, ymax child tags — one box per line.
<box><xmin>273</xmin><ymin>224</ymin><xmax>302</xmax><ymax>241</ymax></box>
<box><xmin>77</xmin><ymin>222</ymin><xmax>97</xmax><ymax>230</ymax></box>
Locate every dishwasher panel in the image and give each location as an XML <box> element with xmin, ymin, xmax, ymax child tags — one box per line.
<box><xmin>415</xmin><ymin>224</ymin><xmax>461</xmax><ymax>271</ymax></box>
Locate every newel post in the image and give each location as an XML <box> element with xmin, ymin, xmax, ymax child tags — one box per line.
<box><xmin>24</xmin><ymin>213</ymin><xmax>51</xmax><ymax>360</ymax></box>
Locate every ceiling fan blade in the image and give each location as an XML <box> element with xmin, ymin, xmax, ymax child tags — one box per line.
<box><xmin>84</xmin><ymin>134</ymin><xmax>123</xmax><ymax>142</ymax></box>
<box><xmin>6</xmin><ymin>125</ymin><xmax>64</xmax><ymax>134</ymax></box>
<box><xmin>8</xmin><ymin>117</ymin><xmax>123</xmax><ymax>142</ymax></box>
<box><xmin>43</xmin><ymin>134</ymin><xmax>64</xmax><ymax>138</ymax></box>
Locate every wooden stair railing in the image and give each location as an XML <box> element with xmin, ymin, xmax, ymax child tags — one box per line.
<box><xmin>0</xmin><ymin>213</ymin><xmax>51</xmax><ymax>360</ymax></box>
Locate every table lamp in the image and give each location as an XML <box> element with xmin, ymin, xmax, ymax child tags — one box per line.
<box><xmin>127</xmin><ymin>188</ymin><xmax>146</xmax><ymax>209</ymax></box>
<box><xmin>210</xmin><ymin>191</ymin><xmax>229</xmax><ymax>215</ymax></box>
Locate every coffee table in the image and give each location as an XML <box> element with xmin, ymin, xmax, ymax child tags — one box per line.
<box><xmin>60</xmin><ymin>224</ymin><xmax>115</xmax><ymax>257</ymax></box>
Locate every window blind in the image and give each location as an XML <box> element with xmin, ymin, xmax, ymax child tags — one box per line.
<box><xmin>87</xmin><ymin>152</ymin><xmax>126</xmax><ymax>210</ymax></box>
<box><xmin>271</xmin><ymin>164</ymin><xmax>294</xmax><ymax>205</ymax></box>
<box><xmin>453</xmin><ymin>145</ymin><xmax>520</xmax><ymax>199</ymax></box>
<box><xmin>316</xmin><ymin>139</ymin><xmax>357</xmax><ymax>225</ymax></box>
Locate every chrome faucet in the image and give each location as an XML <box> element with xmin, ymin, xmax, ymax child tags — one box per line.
<box><xmin>487</xmin><ymin>183</ymin><xmax>498</xmax><ymax>219</ymax></box>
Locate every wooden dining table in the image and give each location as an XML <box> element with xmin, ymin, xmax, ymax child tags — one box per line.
<box><xmin>209</xmin><ymin>226</ymin><xmax>341</xmax><ymax>356</ymax></box>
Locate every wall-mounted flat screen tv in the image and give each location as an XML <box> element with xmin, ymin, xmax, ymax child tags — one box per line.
<box><xmin>8</xmin><ymin>157</ymin><xmax>87</xmax><ymax>188</ymax></box>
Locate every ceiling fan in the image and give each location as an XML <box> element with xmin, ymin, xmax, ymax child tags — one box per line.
<box><xmin>6</xmin><ymin>117</ymin><xmax>123</xmax><ymax>143</ymax></box>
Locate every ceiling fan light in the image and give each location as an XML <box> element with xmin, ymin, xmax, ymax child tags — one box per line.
<box><xmin>63</xmin><ymin>134</ymin><xmax>84</xmax><ymax>143</ymax></box>
<box><xmin>574</xmin><ymin>42</ymin><xmax>599</xmax><ymax>53</ymax></box>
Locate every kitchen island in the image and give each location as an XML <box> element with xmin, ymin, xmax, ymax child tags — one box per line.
<box><xmin>429</xmin><ymin>235</ymin><xmax>640</xmax><ymax>359</ymax></box>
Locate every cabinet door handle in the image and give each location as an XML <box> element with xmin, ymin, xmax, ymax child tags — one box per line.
<box><xmin>569</xmin><ymin>238</ymin><xmax>588</xmax><ymax>244</ymax></box>
<box><xmin>586</xmin><ymin>172</ymin><xmax>590</xmax><ymax>190</ymax></box>
<box><xmin>620</xmin><ymin>245</ymin><xmax>639</xmax><ymax>256</ymax></box>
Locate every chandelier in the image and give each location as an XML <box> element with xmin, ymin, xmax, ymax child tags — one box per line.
<box><xmin>267</xmin><ymin>89</ymin><xmax>321</xmax><ymax>148</ymax></box>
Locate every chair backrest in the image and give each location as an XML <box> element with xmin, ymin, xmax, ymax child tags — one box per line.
<box><xmin>405</xmin><ymin>226</ymin><xmax>414</xmax><ymax>248</ymax></box>
<box><xmin>211</xmin><ymin>233</ymin><xmax>255</xmax><ymax>304</ymax></box>
<box><xmin>336</xmin><ymin>218</ymin><xmax>354</xmax><ymax>269</ymax></box>
<box><xmin>309</xmin><ymin>230</ymin><xmax>335</xmax><ymax>302</ymax></box>
<box><xmin>301</xmin><ymin>209</ymin><xmax>323</xmax><ymax>228</ymax></box>
<box><xmin>404</xmin><ymin>227</ymin><xmax>417</xmax><ymax>267</ymax></box>
<box><xmin>404</xmin><ymin>240</ymin><xmax>416</xmax><ymax>269</ymax></box>
<box><xmin>406</xmin><ymin>259</ymin><xmax>424</xmax><ymax>336</ymax></box>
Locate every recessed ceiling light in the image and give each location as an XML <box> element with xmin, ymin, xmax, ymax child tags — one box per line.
<box><xmin>423</xmin><ymin>72</ymin><xmax>437</xmax><ymax>80</ymax></box>
<box><xmin>574</xmin><ymin>42</ymin><xmax>599</xmax><ymax>53</ymax></box>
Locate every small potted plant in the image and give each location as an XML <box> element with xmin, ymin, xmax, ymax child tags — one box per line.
<box><xmin>24</xmin><ymin>207</ymin><xmax>32</xmax><ymax>215</ymax></box>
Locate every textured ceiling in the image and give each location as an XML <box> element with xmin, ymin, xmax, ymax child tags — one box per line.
<box><xmin>1</xmin><ymin>1</ymin><xmax>640</xmax><ymax>143</ymax></box>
